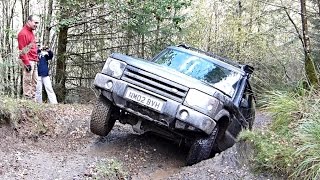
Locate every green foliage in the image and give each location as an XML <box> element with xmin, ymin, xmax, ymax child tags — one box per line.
<box><xmin>178</xmin><ymin>0</ymin><xmax>304</xmax><ymax>93</ymax></box>
<box><xmin>0</xmin><ymin>96</ymin><xmax>47</xmax><ymax>135</ymax></box>
<box><xmin>241</xmin><ymin>89</ymin><xmax>320</xmax><ymax>179</ymax></box>
<box><xmin>58</xmin><ymin>17</ymin><xmax>82</xmax><ymax>27</ymax></box>
<box><xmin>240</xmin><ymin>130</ymin><xmax>296</xmax><ymax>175</ymax></box>
<box><xmin>261</xmin><ymin>91</ymin><xmax>302</xmax><ymax>137</ymax></box>
<box><xmin>292</xmin><ymin>101</ymin><xmax>320</xmax><ymax>179</ymax></box>
<box><xmin>94</xmin><ymin>159</ymin><xmax>128</xmax><ymax>179</ymax></box>
<box><xmin>4</xmin><ymin>28</ymin><xmax>17</xmax><ymax>39</ymax></box>
<box><xmin>108</xmin><ymin>0</ymin><xmax>191</xmax><ymax>55</ymax></box>
<box><xmin>56</xmin><ymin>0</ymin><xmax>106</xmax><ymax>28</ymax></box>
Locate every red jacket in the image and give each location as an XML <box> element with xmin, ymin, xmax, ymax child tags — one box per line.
<box><xmin>17</xmin><ymin>25</ymin><xmax>38</xmax><ymax>65</ymax></box>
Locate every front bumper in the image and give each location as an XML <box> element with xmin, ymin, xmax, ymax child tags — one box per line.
<box><xmin>94</xmin><ymin>73</ymin><xmax>216</xmax><ymax>134</ymax></box>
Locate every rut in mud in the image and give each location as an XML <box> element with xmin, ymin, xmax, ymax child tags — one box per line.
<box><xmin>0</xmin><ymin>103</ymin><xmax>282</xmax><ymax>179</ymax></box>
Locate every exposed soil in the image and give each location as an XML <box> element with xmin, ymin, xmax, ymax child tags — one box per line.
<box><xmin>0</xmin><ymin>103</ymin><xmax>283</xmax><ymax>180</ymax></box>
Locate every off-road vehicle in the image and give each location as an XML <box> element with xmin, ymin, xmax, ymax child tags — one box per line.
<box><xmin>90</xmin><ymin>45</ymin><xmax>255</xmax><ymax>165</ymax></box>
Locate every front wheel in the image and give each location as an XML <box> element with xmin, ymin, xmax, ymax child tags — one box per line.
<box><xmin>186</xmin><ymin>127</ymin><xmax>219</xmax><ymax>166</ymax></box>
<box><xmin>90</xmin><ymin>95</ymin><xmax>116</xmax><ymax>136</ymax></box>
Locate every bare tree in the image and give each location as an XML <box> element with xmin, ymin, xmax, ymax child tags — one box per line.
<box><xmin>20</xmin><ymin>0</ymin><xmax>29</xmax><ymax>22</ymax></box>
<box><xmin>42</xmin><ymin>0</ymin><xmax>53</xmax><ymax>46</ymax></box>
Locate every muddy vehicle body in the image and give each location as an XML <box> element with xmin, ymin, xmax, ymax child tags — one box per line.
<box><xmin>91</xmin><ymin>45</ymin><xmax>255</xmax><ymax>165</ymax></box>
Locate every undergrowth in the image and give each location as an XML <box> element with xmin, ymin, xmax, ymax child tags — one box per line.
<box><xmin>0</xmin><ymin>96</ymin><xmax>47</xmax><ymax>135</ymax></box>
<box><xmin>241</xmin><ymin>130</ymin><xmax>296</xmax><ymax>175</ymax></box>
<box><xmin>94</xmin><ymin>159</ymin><xmax>128</xmax><ymax>180</ymax></box>
<box><xmin>240</xmin><ymin>87</ymin><xmax>320</xmax><ymax>179</ymax></box>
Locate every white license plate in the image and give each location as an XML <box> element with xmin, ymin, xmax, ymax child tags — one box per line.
<box><xmin>124</xmin><ymin>87</ymin><xmax>164</xmax><ymax>112</ymax></box>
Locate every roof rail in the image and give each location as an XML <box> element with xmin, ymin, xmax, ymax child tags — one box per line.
<box><xmin>177</xmin><ymin>44</ymin><xmax>241</xmax><ymax>68</ymax></box>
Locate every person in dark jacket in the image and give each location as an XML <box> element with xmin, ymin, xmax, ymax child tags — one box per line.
<box><xmin>35</xmin><ymin>46</ymin><xmax>58</xmax><ymax>104</ymax></box>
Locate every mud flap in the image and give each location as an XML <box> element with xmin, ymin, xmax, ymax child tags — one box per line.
<box><xmin>186</xmin><ymin>127</ymin><xmax>219</xmax><ymax>166</ymax></box>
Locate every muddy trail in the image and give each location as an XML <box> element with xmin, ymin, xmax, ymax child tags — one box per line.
<box><xmin>0</xmin><ymin>103</ymin><xmax>282</xmax><ymax>180</ymax></box>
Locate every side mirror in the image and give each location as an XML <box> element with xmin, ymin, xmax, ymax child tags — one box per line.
<box><xmin>242</xmin><ymin>65</ymin><xmax>254</xmax><ymax>74</ymax></box>
<box><xmin>177</xmin><ymin>44</ymin><xmax>190</xmax><ymax>49</ymax></box>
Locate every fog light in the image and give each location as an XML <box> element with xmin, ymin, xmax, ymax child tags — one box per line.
<box><xmin>105</xmin><ymin>81</ymin><xmax>113</xmax><ymax>89</ymax></box>
<box><xmin>180</xmin><ymin>110</ymin><xmax>189</xmax><ymax>120</ymax></box>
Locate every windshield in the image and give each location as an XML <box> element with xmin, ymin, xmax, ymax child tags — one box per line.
<box><xmin>153</xmin><ymin>49</ymin><xmax>242</xmax><ymax>97</ymax></box>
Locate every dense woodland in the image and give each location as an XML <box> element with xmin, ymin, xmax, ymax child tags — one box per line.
<box><xmin>0</xmin><ymin>0</ymin><xmax>319</xmax><ymax>102</ymax></box>
<box><xmin>1</xmin><ymin>1</ymin><xmax>320</xmax><ymax>178</ymax></box>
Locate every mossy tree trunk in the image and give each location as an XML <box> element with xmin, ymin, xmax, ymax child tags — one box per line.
<box><xmin>55</xmin><ymin>26</ymin><xmax>68</xmax><ymax>103</ymax></box>
<box><xmin>305</xmin><ymin>56</ymin><xmax>319</xmax><ymax>87</ymax></box>
<box><xmin>300</xmin><ymin>0</ymin><xmax>320</xmax><ymax>88</ymax></box>
<box><xmin>55</xmin><ymin>3</ymin><xmax>69</xmax><ymax>103</ymax></box>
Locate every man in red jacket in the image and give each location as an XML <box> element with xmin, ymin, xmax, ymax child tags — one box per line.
<box><xmin>17</xmin><ymin>15</ymin><xmax>40</xmax><ymax>100</ymax></box>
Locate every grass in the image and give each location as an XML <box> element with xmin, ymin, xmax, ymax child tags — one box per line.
<box><xmin>240</xmin><ymin>130</ymin><xmax>296</xmax><ymax>175</ymax></box>
<box><xmin>94</xmin><ymin>159</ymin><xmax>128</xmax><ymax>180</ymax></box>
<box><xmin>260</xmin><ymin>91</ymin><xmax>302</xmax><ymax>137</ymax></box>
<box><xmin>292</xmin><ymin>107</ymin><xmax>320</xmax><ymax>179</ymax></box>
<box><xmin>240</xmin><ymin>88</ymin><xmax>320</xmax><ymax>179</ymax></box>
<box><xmin>0</xmin><ymin>95</ymin><xmax>48</xmax><ymax>135</ymax></box>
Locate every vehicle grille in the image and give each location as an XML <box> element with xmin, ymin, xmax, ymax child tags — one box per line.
<box><xmin>121</xmin><ymin>65</ymin><xmax>189</xmax><ymax>103</ymax></box>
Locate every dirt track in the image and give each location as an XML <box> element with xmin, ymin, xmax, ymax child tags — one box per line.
<box><xmin>0</xmin><ymin>104</ymin><xmax>281</xmax><ymax>180</ymax></box>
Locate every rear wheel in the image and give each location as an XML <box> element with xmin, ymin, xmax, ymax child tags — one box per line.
<box><xmin>186</xmin><ymin>127</ymin><xmax>219</xmax><ymax>166</ymax></box>
<box><xmin>90</xmin><ymin>95</ymin><xmax>116</xmax><ymax>136</ymax></box>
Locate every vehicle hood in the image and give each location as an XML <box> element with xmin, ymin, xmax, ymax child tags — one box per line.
<box><xmin>111</xmin><ymin>53</ymin><xmax>230</xmax><ymax>98</ymax></box>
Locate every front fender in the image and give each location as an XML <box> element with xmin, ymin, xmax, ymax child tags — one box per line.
<box><xmin>214</xmin><ymin>109</ymin><xmax>230</xmax><ymax>123</ymax></box>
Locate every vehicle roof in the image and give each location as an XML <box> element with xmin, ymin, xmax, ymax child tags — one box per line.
<box><xmin>166</xmin><ymin>46</ymin><xmax>246</xmax><ymax>75</ymax></box>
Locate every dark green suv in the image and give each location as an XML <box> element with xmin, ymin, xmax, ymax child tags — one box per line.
<box><xmin>90</xmin><ymin>45</ymin><xmax>255</xmax><ymax>165</ymax></box>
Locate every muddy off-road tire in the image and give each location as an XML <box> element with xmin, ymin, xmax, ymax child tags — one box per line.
<box><xmin>186</xmin><ymin>127</ymin><xmax>219</xmax><ymax>166</ymax></box>
<box><xmin>90</xmin><ymin>95</ymin><xmax>116</xmax><ymax>136</ymax></box>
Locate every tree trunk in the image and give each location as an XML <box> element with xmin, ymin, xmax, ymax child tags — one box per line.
<box><xmin>300</xmin><ymin>0</ymin><xmax>320</xmax><ymax>87</ymax></box>
<box><xmin>20</xmin><ymin>0</ymin><xmax>30</xmax><ymax>22</ymax></box>
<box><xmin>43</xmin><ymin>0</ymin><xmax>53</xmax><ymax>46</ymax></box>
<box><xmin>55</xmin><ymin>25</ymin><xmax>68</xmax><ymax>102</ymax></box>
<box><xmin>141</xmin><ymin>34</ymin><xmax>145</xmax><ymax>58</ymax></box>
<box><xmin>236</xmin><ymin>0</ymin><xmax>243</xmax><ymax>61</ymax></box>
<box><xmin>317</xmin><ymin>0</ymin><xmax>320</xmax><ymax>15</ymax></box>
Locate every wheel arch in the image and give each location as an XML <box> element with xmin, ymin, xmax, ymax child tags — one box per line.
<box><xmin>212</xmin><ymin>109</ymin><xmax>233</xmax><ymax>152</ymax></box>
<box><xmin>214</xmin><ymin>109</ymin><xmax>231</xmax><ymax>132</ymax></box>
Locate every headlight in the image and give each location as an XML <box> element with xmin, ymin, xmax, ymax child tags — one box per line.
<box><xmin>101</xmin><ymin>58</ymin><xmax>127</xmax><ymax>79</ymax></box>
<box><xmin>184</xmin><ymin>89</ymin><xmax>219</xmax><ymax>115</ymax></box>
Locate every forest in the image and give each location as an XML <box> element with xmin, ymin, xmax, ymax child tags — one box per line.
<box><xmin>0</xmin><ymin>0</ymin><xmax>320</xmax><ymax>179</ymax></box>
<box><xmin>0</xmin><ymin>0</ymin><xmax>319</xmax><ymax>100</ymax></box>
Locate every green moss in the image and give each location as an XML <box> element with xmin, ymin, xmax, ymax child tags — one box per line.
<box><xmin>304</xmin><ymin>56</ymin><xmax>319</xmax><ymax>88</ymax></box>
